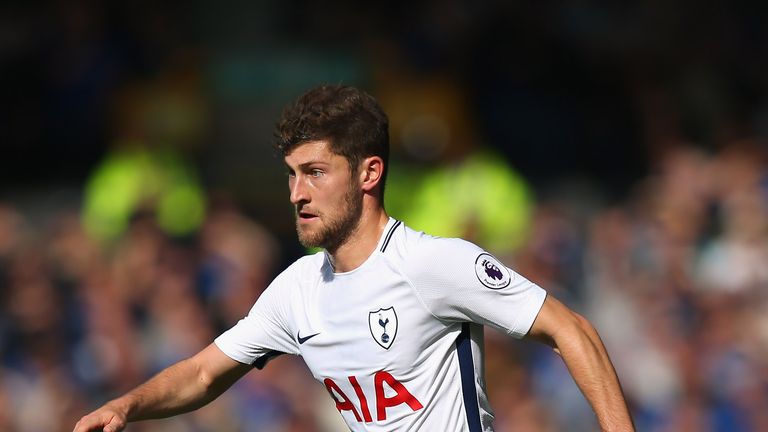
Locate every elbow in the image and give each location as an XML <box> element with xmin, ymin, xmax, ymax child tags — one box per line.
<box><xmin>190</xmin><ymin>358</ymin><xmax>224</xmax><ymax>408</ymax></box>
<box><xmin>187</xmin><ymin>357</ymin><xmax>214</xmax><ymax>395</ymax></box>
<box><xmin>529</xmin><ymin>296</ymin><xmax>602</xmax><ymax>354</ymax></box>
<box><xmin>552</xmin><ymin>309</ymin><xmax>600</xmax><ymax>348</ymax></box>
<box><xmin>570</xmin><ymin>310</ymin><xmax>594</xmax><ymax>332</ymax></box>
<box><xmin>558</xmin><ymin>310</ymin><xmax>608</xmax><ymax>361</ymax></box>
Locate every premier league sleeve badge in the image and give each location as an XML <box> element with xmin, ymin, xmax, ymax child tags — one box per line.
<box><xmin>474</xmin><ymin>253</ymin><xmax>512</xmax><ymax>289</ymax></box>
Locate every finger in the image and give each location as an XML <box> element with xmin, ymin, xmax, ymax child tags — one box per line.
<box><xmin>73</xmin><ymin>416</ymin><xmax>99</xmax><ymax>432</ymax></box>
<box><xmin>73</xmin><ymin>412</ymin><xmax>112</xmax><ymax>432</ymax></box>
<box><xmin>103</xmin><ymin>416</ymin><xmax>126</xmax><ymax>432</ymax></box>
<box><xmin>73</xmin><ymin>416</ymin><xmax>101</xmax><ymax>432</ymax></box>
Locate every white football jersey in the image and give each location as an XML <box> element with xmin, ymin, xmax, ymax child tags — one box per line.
<box><xmin>215</xmin><ymin>218</ymin><xmax>547</xmax><ymax>431</ymax></box>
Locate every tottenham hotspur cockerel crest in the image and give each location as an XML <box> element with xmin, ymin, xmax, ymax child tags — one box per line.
<box><xmin>369</xmin><ymin>307</ymin><xmax>398</xmax><ymax>349</ymax></box>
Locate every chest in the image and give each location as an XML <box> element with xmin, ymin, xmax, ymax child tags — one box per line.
<box><xmin>295</xmin><ymin>263</ymin><xmax>444</xmax><ymax>380</ymax></box>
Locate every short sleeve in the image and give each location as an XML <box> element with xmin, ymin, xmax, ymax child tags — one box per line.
<box><xmin>403</xmin><ymin>236</ymin><xmax>547</xmax><ymax>338</ymax></box>
<box><xmin>214</xmin><ymin>265</ymin><xmax>301</xmax><ymax>368</ymax></box>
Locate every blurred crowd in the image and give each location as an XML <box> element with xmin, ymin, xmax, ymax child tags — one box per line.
<box><xmin>497</xmin><ymin>142</ymin><xmax>768</xmax><ymax>432</ymax></box>
<box><xmin>0</xmin><ymin>199</ymin><xmax>328</xmax><ymax>432</ymax></box>
<box><xmin>3</xmin><ymin>1</ymin><xmax>768</xmax><ymax>431</ymax></box>
<box><xmin>0</xmin><ymin>139</ymin><xmax>766</xmax><ymax>432</ymax></box>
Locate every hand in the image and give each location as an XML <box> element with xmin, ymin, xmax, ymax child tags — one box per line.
<box><xmin>73</xmin><ymin>403</ymin><xmax>128</xmax><ymax>432</ymax></box>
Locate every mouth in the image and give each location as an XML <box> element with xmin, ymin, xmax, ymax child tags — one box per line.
<box><xmin>297</xmin><ymin>209</ymin><xmax>319</xmax><ymax>223</ymax></box>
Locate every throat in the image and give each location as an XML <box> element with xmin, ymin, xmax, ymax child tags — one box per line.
<box><xmin>327</xmin><ymin>215</ymin><xmax>389</xmax><ymax>273</ymax></box>
<box><xmin>326</xmin><ymin>232</ymin><xmax>369</xmax><ymax>273</ymax></box>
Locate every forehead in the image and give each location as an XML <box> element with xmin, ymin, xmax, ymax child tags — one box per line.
<box><xmin>284</xmin><ymin>140</ymin><xmax>345</xmax><ymax>166</ymax></box>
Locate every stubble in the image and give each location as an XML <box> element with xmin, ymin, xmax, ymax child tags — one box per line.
<box><xmin>296</xmin><ymin>182</ymin><xmax>363</xmax><ymax>253</ymax></box>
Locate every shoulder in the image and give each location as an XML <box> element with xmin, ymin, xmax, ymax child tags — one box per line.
<box><xmin>390</xmin><ymin>224</ymin><xmax>542</xmax><ymax>331</ymax></box>
<box><xmin>253</xmin><ymin>252</ymin><xmax>324</xmax><ymax>316</ymax></box>
<box><xmin>284</xmin><ymin>251</ymin><xmax>325</xmax><ymax>276</ymax></box>
<box><xmin>398</xmin><ymin>223</ymin><xmax>485</xmax><ymax>263</ymax></box>
<box><xmin>268</xmin><ymin>251</ymin><xmax>325</xmax><ymax>290</ymax></box>
<box><xmin>392</xmin><ymin>223</ymin><xmax>498</xmax><ymax>281</ymax></box>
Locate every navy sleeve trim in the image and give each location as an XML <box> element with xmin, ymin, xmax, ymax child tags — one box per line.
<box><xmin>252</xmin><ymin>350</ymin><xmax>285</xmax><ymax>370</ymax></box>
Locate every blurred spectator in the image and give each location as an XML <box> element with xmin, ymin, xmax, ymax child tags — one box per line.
<box><xmin>378</xmin><ymin>73</ymin><xmax>534</xmax><ymax>255</ymax></box>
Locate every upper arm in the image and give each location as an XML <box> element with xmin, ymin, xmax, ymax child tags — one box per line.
<box><xmin>525</xmin><ymin>295</ymin><xmax>589</xmax><ymax>347</ymax></box>
<box><xmin>405</xmin><ymin>236</ymin><xmax>546</xmax><ymax>337</ymax></box>
<box><xmin>191</xmin><ymin>343</ymin><xmax>253</xmax><ymax>394</ymax></box>
<box><xmin>214</xmin><ymin>263</ymin><xmax>303</xmax><ymax>367</ymax></box>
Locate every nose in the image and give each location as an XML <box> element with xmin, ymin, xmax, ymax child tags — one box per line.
<box><xmin>289</xmin><ymin>175</ymin><xmax>309</xmax><ymax>205</ymax></box>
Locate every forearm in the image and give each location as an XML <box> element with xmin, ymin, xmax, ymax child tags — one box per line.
<box><xmin>553</xmin><ymin>313</ymin><xmax>633</xmax><ymax>431</ymax></box>
<box><xmin>108</xmin><ymin>356</ymin><xmax>216</xmax><ymax>422</ymax></box>
<box><xmin>74</xmin><ymin>343</ymin><xmax>250</xmax><ymax>432</ymax></box>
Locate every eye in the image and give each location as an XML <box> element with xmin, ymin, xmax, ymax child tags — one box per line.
<box><xmin>310</xmin><ymin>169</ymin><xmax>324</xmax><ymax>177</ymax></box>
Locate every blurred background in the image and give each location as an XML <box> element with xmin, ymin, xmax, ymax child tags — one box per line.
<box><xmin>1</xmin><ymin>1</ymin><xmax>768</xmax><ymax>431</ymax></box>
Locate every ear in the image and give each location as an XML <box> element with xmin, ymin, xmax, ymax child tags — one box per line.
<box><xmin>359</xmin><ymin>156</ymin><xmax>384</xmax><ymax>193</ymax></box>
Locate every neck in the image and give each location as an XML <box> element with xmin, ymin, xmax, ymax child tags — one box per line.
<box><xmin>327</xmin><ymin>205</ymin><xmax>389</xmax><ymax>273</ymax></box>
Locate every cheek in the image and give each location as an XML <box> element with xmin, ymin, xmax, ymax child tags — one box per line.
<box><xmin>312</xmin><ymin>174</ymin><xmax>354</xmax><ymax>208</ymax></box>
<box><xmin>325</xmin><ymin>190</ymin><xmax>345</xmax><ymax>207</ymax></box>
<box><xmin>321</xmin><ymin>192</ymin><xmax>349</xmax><ymax>216</ymax></box>
<box><xmin>324</xmin><ymin>178</ymin><xmax>351</xmax><ymax>197</ymax></box>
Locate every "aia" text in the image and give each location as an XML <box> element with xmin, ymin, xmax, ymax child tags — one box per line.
<box><xmin>323</xmin><ymin>371</ymin><xmax>423</xmax><ymax>422</ymax></box>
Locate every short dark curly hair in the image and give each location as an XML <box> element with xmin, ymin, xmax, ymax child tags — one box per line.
<box><xmin>275</xmin><ymin>85</ymin><xmax>390</xmax><ymax>198</ymax></box>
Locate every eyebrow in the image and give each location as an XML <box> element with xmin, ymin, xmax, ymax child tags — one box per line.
<box><xmin>286</xmin><ymin>160</ymin><xmax>330</xmax><ymax>169</ymax></box>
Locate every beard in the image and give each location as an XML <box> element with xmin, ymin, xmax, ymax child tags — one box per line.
<box><xmin>295</xmin><ymin>183</ymin><xmax>363</xmax><ymax>252</ymax></box>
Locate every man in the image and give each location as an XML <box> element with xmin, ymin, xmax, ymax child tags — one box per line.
<box><xmin>74</xmin><ymin>85</ymin><xmax>634</xmax><ymax>431</ymax></box>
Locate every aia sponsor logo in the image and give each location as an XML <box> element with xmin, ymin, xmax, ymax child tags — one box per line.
<box><xmin>324</xmin><ymin>371</ymin><xmax>423</xmax><ymax>422</ymax></box>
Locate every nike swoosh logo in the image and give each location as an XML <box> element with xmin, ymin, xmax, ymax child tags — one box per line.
<box><xmin>297</xmin><ymin>331</ymin><xmax>320</xmax><ymax>345</ymax></box>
